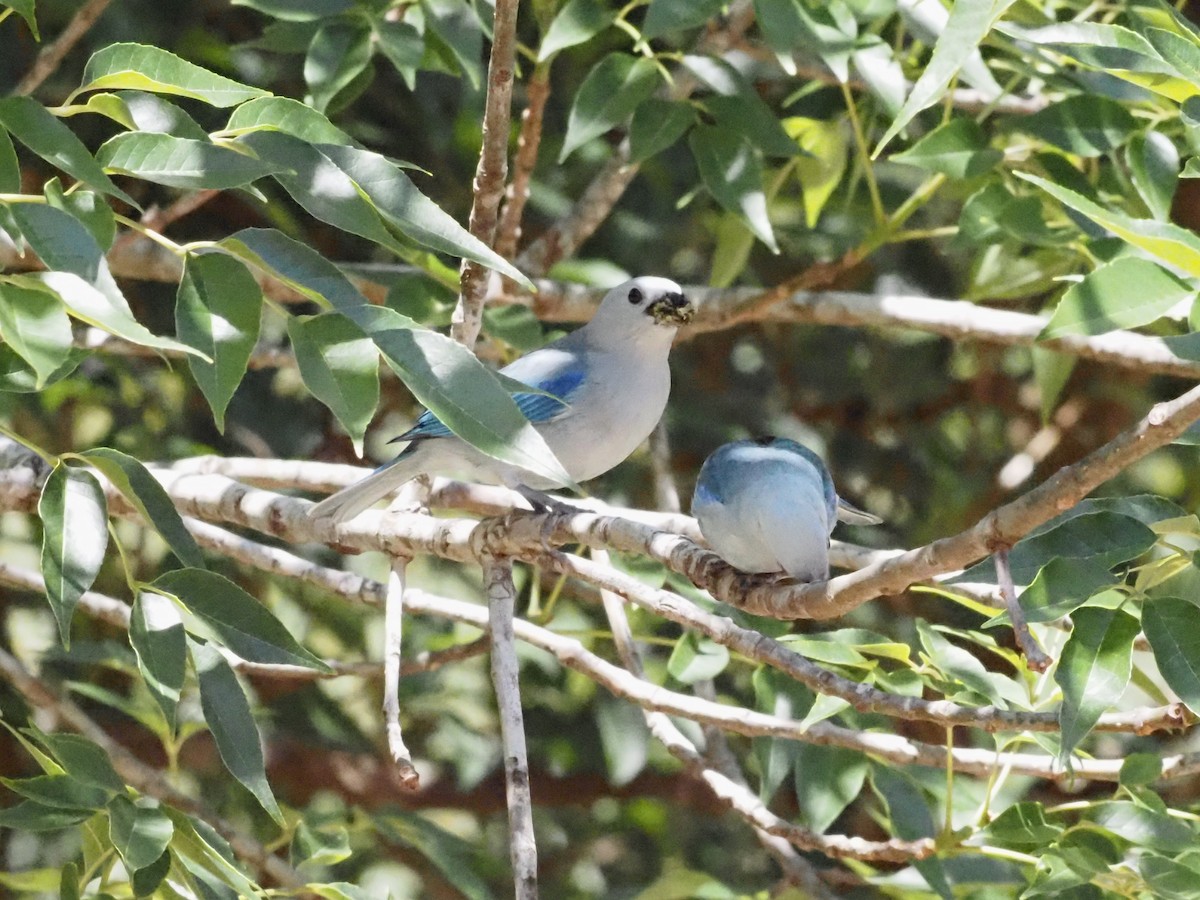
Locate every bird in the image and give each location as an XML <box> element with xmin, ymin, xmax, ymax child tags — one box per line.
<box><xmin>308</xmin><ymin>276</ymin><xmax>695</xmax><ymax>523</ymax></box>
<box><xmin>691</xmin><ymin>436</ymin><xmax>881</xmax><ymax>582</ymax></box>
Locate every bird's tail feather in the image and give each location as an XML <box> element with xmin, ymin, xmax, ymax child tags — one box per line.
<box><xmin>307</xmin><ymin>452</ymin><xmax>423</xmax><ymax>524</ymax></box>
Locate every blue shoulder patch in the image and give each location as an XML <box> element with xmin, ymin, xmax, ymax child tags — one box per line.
<box><xmin>389</xmin><ymin>368</ymin><xmax>584</xmax><ymax>445</ymax></box>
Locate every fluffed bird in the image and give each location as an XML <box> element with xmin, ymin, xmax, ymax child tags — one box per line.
<box><xmin>691</xmin><ymin>436</ymin><xmax>880</xmax><ymax>582</ymax></box>
<box><xmin>309</xmin><ymin>276</ymin><xmax>694</xmax><ymax>523</ymax></box>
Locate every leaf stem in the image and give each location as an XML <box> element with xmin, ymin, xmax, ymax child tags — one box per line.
<box><xmin>840</xmin><ymin>81</ymin><xmax>885</xmax><ymax>226</ymax></box>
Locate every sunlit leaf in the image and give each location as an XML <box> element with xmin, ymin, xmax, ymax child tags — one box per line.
<box><xmin>288</xmin><ymin>312</ymin><xmax>379</xmax><ymax>456</ymax></box>
<box><xmin>1143</xmin><ymin>596</ymin><xmax>1200</xmax><ymax>716</ymax></box>
<box><xmin>108</xmin><ymin>795</ymin><xmax>174</xmax><ymax>872</ymax></box>
<box><xmin>689</xmin><ymin>124</ymin><xmax>778</xmax><ymax>252</ymax></box>
<box><xmin>129</xmin><ymin>590</ymin><xmax>187</xmax><ymax>729</ymax></box>
<box><xmin>0</xmin><ymin>282</ymin><xmax>72</xmax><ymax>388</ymax></box>
<box><xmin>1039</xmin><ymin>257</ymin><xmax>1194</xmax><ymax>340</ymax></box>
<box><xmin>96</xmin><ymin>132</ymin><xmax>286</xmax><ymax>189</ymax></box>
<box><xmin>77</xmin><ymin>43</ymin><xmax>269</xmax><ymax>107</ymax></box>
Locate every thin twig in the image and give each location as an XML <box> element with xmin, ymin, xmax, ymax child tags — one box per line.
<box><xmin>649</xmin><ymin>421</ymin><xmax>682</xmax><ymax>514</ymax></box>
<box><xmin>384</xmin><ymin>555</ymin><xmax>420</xmax><ymax>788</ymax></box>
<box><xmin>495</xmin><ymin>65</ymin><xmax>551</xmax><ymax>261</ymax></box>
<box><xmin>484</xmin><ymin>558</ymin><xmax>539</xmax><ymax>897</ymax></box>
<box><xmin>995</xmin><ymin>546</ymin><xmax>1052</xmax><ymax>672</ymax></box>
<box><xmin>0</xmin><ymin>646</ymin><xmax>305</xmax><ymax>889</ymax></box>
<box><xmin>595</xmin><ymin>550</ymin><xmax>839</xmax><ymax>892</ymax></box>
<box><xmin>12</xmin><ymin>0</ymin><xmax>114</xmax><ymax>96</ymax></box>
<box><xmin>452</xmin><ymin>0</ymin><xmax>521</xmax><ymax>348</ymax></box>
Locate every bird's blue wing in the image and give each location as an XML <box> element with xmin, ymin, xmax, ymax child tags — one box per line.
<box><xmin>390</xmin><ymin>353</ymin><xmax>585</xmax><ymax>444</ymax></box>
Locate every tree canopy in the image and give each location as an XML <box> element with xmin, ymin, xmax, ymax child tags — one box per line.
<box><xmin>4</xmin><ymin>0</ymin><xmax>1200</xmax><ymax>897</ymax></box>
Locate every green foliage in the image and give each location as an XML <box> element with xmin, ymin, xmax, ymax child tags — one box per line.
<box><xmin>5</xmin><ymin>0</ymin><xmax>1200</xmax><ymax>896</ymax></box>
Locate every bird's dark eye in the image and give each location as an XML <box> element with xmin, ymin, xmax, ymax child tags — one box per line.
<box><xmin>628</xmin><ymin>287</ymin><xmax>643</xmax><ymax>304</ymax></box>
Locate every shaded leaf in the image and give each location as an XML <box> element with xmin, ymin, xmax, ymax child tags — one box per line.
<box><xmin>176</xmin><ymin>252</ymin><xmax>264</xmax><ymax>430</ymax></box>
<box><xmin>0</xmin><ymin>126</ymin><xmax>19</xmax><ymax>193</ymax></box>
<box><xmin>892</xmin><ymin>119</ymin><xmax>1002</xmax><ymax>179</ymax></box>
<box><xmin>628</xmin><ymin>98</ymin><xmax>694</xmax><ymax>165</ymax></box>
<box><xmin>0</xmin><ymin>97</ymin><xmax>137</xmax><ymax>205</ymax></box>
<box><xmin>1040</xmin><ymin>257</ymin><xmax>1194</xmax><ymax>340</ymax></box>
<box><xmin>1143</xmin><ymin>596</ymin><xmax>1200</xmax><ymax>716</ymax></box>
<box><xmin>595</xmin><ymin>694</ymin><xmax>649</xmax><ymax>787</ymax></box>
<box><xmin>1127</xmin><ymin>131</ymin><xmax>1180</xmax><ymax>221</ymax></box>
<box><xmin>190</xmin><ymin>639</ymin><xmax>284</xmax><ymax>825</ymax></box>
<box><xmin>31</xmin><ymin>730</ymin><xmax>123</xmax><ymax>793</ymax></box>
<box><xmin>1091</xmin><ymin>800</ymin><xmax>1195</xmax><ymax>852</ymax></box>
<box><xmin>155</xmin><ymin>569</ymin><xmax>330</xmax><ymax>671</ymax></box>
<box><xmin>220</xmin><ymin>227</ymin><xmax>368</xmax><ymax>311</ymax></box>
<box><xmin>1012</xmin><ymin>95</ymin><xmax>1139</xmax><ymax>157</ymax></box>
<box><xmin>0</xmin><ymin>801</ymin><xmax>94</xmax><ymax>831</ymax></box>
<box><xmin>560</xmin><ymin>53</ymin><xmax>661</xmax><ymax>161</ymax></box>
<box><xmin>667</xmin><ymin>631</ymin><xmax>730</xmax><ymax>684</ymax></box>
<box><xmin>794</xmin><ymin>744</ymin><xmax>868</xmax><ymax>833</ymax></box>
<box><xmin>641</xmin><ymin>0</ymin><xmax>725</xmax><ymax>39</ymax></box>
<box><xmin>304</xmin><ymin>19</ymin><xmax>372</xmax><ymax>113</ymax></box>
<box><xmin>288</xmin><ymin>312</ymin><xmax>379</xmax><ymax>456</ymax></box>
<box><xmin>982</xmin><ymin>802</ymin><xmax>1063</xmax><ymax>847</ymax></box>
<box><xmin>375</xmin><ymin>20</ymin><xmax>423</xmax><ymax>89</ymax></box>
<box><xmin>689</xmin><ymin>124</ymin><xmax>777</xmax><ymax>252</ymax></box>
<box><xmin>38</xmin><ymin>464</ymin><xmax>108</xmax><ymax>647</ymax></box>
<box><xmin>108</xmin><ymin>794</ymin><xmax>174</xmax><ymax>872</ymax></box>
<box><xmin>0</xmin><ymin>774</ymin><xmax>108</xmax><ymax>811</ymax></box>
<box><xmin>539</xmin><ymin>0</ymin><xmax>615</xmax><ymax>61</ymax></box>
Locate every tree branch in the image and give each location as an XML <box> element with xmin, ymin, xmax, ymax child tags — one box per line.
<box><xmin>495</xmin><ymin>65</ymin><xmax>551</xmax><ymax>261</ymax></box>
<box><xmin>452</xmin><ymin>0</ymin><xmax>520</xmax><ymax>348</ymax></box>
<box><xmin>12</xmin><ymin>0</ymin><xmax>114</xmax><ymax>96</ymax></box>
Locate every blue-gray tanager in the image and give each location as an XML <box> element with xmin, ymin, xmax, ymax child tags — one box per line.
<box><xmin>691</xmin><ymin>437</ymin><xmax>881</xmax><ymax>582</ymax></box>
<box><xmin>309</xmin><ymin>276</ymin><xmax>694</xmax><ymax>523</ymax></box>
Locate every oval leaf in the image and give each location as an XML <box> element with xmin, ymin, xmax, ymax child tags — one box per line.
<box><xmin>177</xmin><ymin>252</ymin><xmax>264</xmax><ymax>431</ymax></box>
<box><xmin>108</xmin><ymin>794</ymin><xmax>174</xmax><ymax>872</ymax></box>
<box><xmin>190</xmin><ymin>639</ymin><xmax>284</xmax><ymax>825</ymax></box>
<box><xmin>77</xmin><ymin>43</ymin><xmax>269</xmax><ymax>107</ymax></box>
<box><xmin>155</xmin><ymin>568</ymin><xmax>329</xmax><ymax>671</ymax></box>
<box><xmin>38</xmin><ymin>464</ymin><xmax>108</xmax><ymax>647</ymax></box>
<box><xmin>78</xmin><ymin>447</ymin><xmax>205</xmax><ymax>569</ymax></box>
<box><xmin>1055</xmin><ymin>606</ymin><xmax>1140</xmax><ymax>762</ymax></box>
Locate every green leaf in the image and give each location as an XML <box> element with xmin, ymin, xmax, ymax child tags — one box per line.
<box><xmin>560</xmin><ymin>53</ymin><xmax>662</xmax><ymax>162</ymax></box>
<box><xmin>108</xmin><ymin>795</ymin><xmax>174</xmax><ymax>872</ymax></box>
<box><xmin>917</xmin><ymin>620</ymin><xmax>1026</xmax><ymax>707</ymax></box>
<box><xmin>130</xmin><ymin>590</ymin><xmax>187</xmax><ymax>729</ymax></box>
<box><xmin>1040</xmin><ymin>257</ymin><xmax>1194</xmax><ymax>340</ymax></box>
<box><xmin>304</xmin><ymin>20</ymin><xmax>372</xmax><ymax>113</ymax></box>
<box><xmin>0</xmin><ymin>126</ymin><xmax>19</xmax><ymax>193</ymax></box>
<box><xmin>1004</xmin><ymin>558</ymin><xmax>1115</xmax><ymax>626</ymax></box>
<box><xmin>751</xmin><ymin>667</ymin><xmax>811</xmax><ymax>801</ymax></box>
<box><xmin>1143</xmin><ymin>596</ymin><xmax>1200</xmax><ymax>716</ymax></box>
<box><xmin>344</xmin><ymin>304</ymin><xmax>576</xmax><ymax>489</ymax></box>
<box><xmin>423</xmin><ymin>0</ymin><xmax>484</xmax><ymax>89</ymax></box>
<box><xmin>877</xmin><ymin>0</ymin><xmax>1018</xmax><ymax>152</ymax></box>
<box><xmin>1120</xmin><ymin>752</ymin><xmax>1164</xmax><ymax>787</ymax></box>
<box><xmin>131</xmin><ymin>849</ymin><xmax>171</xmax><ymax>896</ymax></box>
<box><xmin>1055</xmin><ymin>606</ymin><xmax>1140</xmax><ymax>762</ymax></box>
<box><xmin>628</xmin><ymin>98</ymin><xmax>694</xmax><ymax>165</ymax></box>
<box><xmin>689</xmin><ymin>124</ymin><xmax>778</xmax><ymax>252</ymax></box>
<box><xmin>77</xmin><ymin>43</ymin><xmax>269</xmax><ymax>107</ymax></box>
<box><xmin>46</xmin><ymin>185</ymin><xmax>117</xmax><ymax>251</ymax></box>
<box><xmin>0</xmin><ymin>282</ymin><xmax>72</xmax><ymax>388</ymax></box>
<box><xmin>0</xmin><ymin>97</ymin><xmax>137</xmax><ymax>206</ymax></box>
<box><xmin>794</xmin><ymin>744</ymin><xmax>868</xmax><ymax>833</ymax></box>
<box><xmin>982</xmin><ymin>802</ymin><xmax>1063</xmax><ymax>847</ymax></box>
<box><xmin>155</xmin><ymin>568</ymin><xmax>329</xmax><ymax>671</ymax></box>
<box><xmin>702</xmin><ymin>94</ymin><xmax>798</xmax><ymax>160</ymax></box>
<box><xmin>641</xmin><ymin>0</ymin><xmax>724</xmax><ymax>39</ymax></box>
<box><xmin>0</xmin><ymin>801</ymin><xmax>94</xmax><ymax>831</ymax></box>
<box><xmin>375</xmin><ymin>20</ymin><xmax>423</xmax><ymax>90</ymax></box>
<box><xmin>78</xmin><ymin>447</ymin><xmax>205</xmax><ymax>569</ymax></box>
<box><xmin>3</xmin><ymin>0</ymin><xmax>37</xmax><ymax>37</ymax></box>
<box><xmin>595</xmin><ymin>694</ymin><xmax>649</xmax><ymax>787</ymax></box>
<box><xmin>290</xmin><ymin>820</ymin><xmax>352</xmax><ymax>869</ymax></box>
<box><xmin>31</xmin><ymin>730</ymin><xmax>123</xmax><ymax>793</ymax></box>
<box><xmin>1127</xmin><ymin>132</ymin><xmax>1180</xmax><ymax>222</ymax></box>
<box><xmin>176</xmin><ymin>253</ymin><xmax>263</xmax><ymax>431</ymax></box>
<box><xmin>313</xmin><ymin>142</ymin><xmax>534</xmax><ymax>288</ymax></box>
<box><xmin>164</xmin><ymin>808</ymin><xmax>261</xmax><ymax>897</ymax></box>
<box><xmin>871</xmin><ymin>766</ymin><xmax>952</xmax><ymax>898</ymax></box>
<box><xmin>96</xmin><ymin>132</ymin><xmax>286</xmax><ymax>189</ymax></box>
<box><xmin>667</xmin><ymin>631</ymin><xmax>730</xmax><ymax>684</ymax></box>
<box><xmin>1092</xmin><ymin>800</ymin><xmax>1195</xmax><ymax>852</ymax></box>
<box><xmin>38</xmin><ymin>464</ymin><xmax>108</xmax><ymax>647</ymax></box>
<box><xmin>1019</xmin><ymin>172</ymin><xmax>1200</xmax><ymax>277</ymax></box>
<box><xmin>788</xmin><ymin>116</ymin><xmax>849</xmax><ymax>229</ymax></box>
<box><xmin>959</xmin><ymin>509</ymin><xmax>1157</xmax><ymax>586</ymax></box>
<box><xmin>1011</xmin><ymin>95</ymin><xmax>1139</xmax><ymax>158</ymax></box>
<box><xmin>1140</xmin><ymin>853</ymin><xmax>1200</xmax><ymax>899</ymax></box>
<box><xmin>232</xmin><ymin>0</ymin><xmax>352</xmax><ymax>19</ymax></box>
<box><xmin>538</xmin><ymin>0</ymin><xmax>615</xmax><ymax>61</ymax></box>
<box><xmin>374</xmin><ymin>810</ymin><xmax>494</xmax><ymax>900</ymax></box>
<box><xmin>116</xmin><ymin>90</ymin><xmax>210</xmax><ymax>139</ymax></box>
<box><xmin>753</xmin><ymin>0</ymin><xmax>807</xmax><ymax>75</ymax></box>
<box><xmin>892</xmin><ymin>119</ymin><xmax>1002</xmax><ymax>179</ymax></box>
<box><xmin>0</xmin><ymin>774</ymin><xmax>108</xmax><ymax>811</ymax></box>
<box><xmin>224</xmin><ymin>95</ymin><xmax>354</xmax><ymax>144</ymax></box>
<box><xmin>288</xmin><ymin>313</ymin><xmax>379</xmax><ymax>456</ymax></box>
<box><xmin>190</xmin><ymin>639</ymin><xmax>284</xmax><ymax>825</ymax></box>
<box><xmin>220</xmin><ymin>227</ymin><xmax>368</xmax><ymax>311</ymax></box>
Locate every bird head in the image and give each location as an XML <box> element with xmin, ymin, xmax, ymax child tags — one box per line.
<box><xmin>590</xmin><ymin>276</ymin><xmax>694</xmax><ymax>340</ymax></box>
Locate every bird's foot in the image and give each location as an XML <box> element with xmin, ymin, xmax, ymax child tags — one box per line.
<box><xmin>515</xmin><ymin>486</ymin><xmax>582</xmax><ymax>517</ymax></box>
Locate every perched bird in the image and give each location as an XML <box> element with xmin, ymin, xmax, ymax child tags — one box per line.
<box><xmin>309</xmin><ymin>276</ymin><xmax>694</xmax><ymax>523</ymax></box>
<box><xmin>691</xmin><ymin>436</ymin><xmax>880</xmax><ymax>582</ymax></box>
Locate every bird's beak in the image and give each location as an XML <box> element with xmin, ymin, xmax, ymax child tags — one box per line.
<box><xmin>646</xmin><ymin>291</ymin><xmax>694</xmax><ymax>326</ymax></box>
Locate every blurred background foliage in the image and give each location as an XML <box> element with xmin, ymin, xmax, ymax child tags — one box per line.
<box><xmin>4</xmin><ymin>0</ymin><xmax>1200</xmax><ymax>897</ymax></box>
